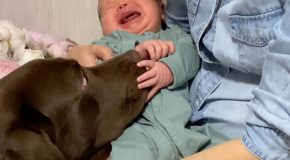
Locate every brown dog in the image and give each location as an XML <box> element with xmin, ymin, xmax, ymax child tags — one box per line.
<box><xmin>0</xmin><ymin>50</ymin><xmax>148</xmax><ymax>160</ymax></box>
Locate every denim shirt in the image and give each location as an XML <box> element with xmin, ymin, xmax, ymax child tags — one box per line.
<box><xmin>166</xmin><ymin>0</ymin><xmax>290</xmax><ymax>159</ymax></box>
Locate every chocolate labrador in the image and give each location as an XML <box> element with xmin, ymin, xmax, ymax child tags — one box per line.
<box><xmin>0</xmin><ymin>50</ymin><xmax>148</xmax><ymax>160</ymax></box>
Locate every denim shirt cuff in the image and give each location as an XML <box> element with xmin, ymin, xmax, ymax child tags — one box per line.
<box><xmin>242</xmin><ymin>132</ymin><xmax>265</xmax><ymax>160</ymax></box>
<box><xmin>242</xmin><ymin>126</ymin><xmax>290</xmax><ymax>160</ymax></box>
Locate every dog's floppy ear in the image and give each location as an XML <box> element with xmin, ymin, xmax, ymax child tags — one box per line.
<box><xmin>0</xmin><ymin>97</ymin><xmax>66</xmax><ymax>160</ymax></box>
<box><xmin>0</xmin><ymin>61</ymin><xmax>66</xmax><ymax>160</ymax></box>
<box><xmin>0</xmin><ymin>129</ymin><xmax>66</xmax><ymax>160</ymax></box>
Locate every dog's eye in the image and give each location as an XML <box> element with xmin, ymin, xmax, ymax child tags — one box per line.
<box><xmin>82</xmin><ymin>76</ymin><xmax>88</xmax><ymax>87</ymax></box>
<box><xmin>81</xmin><ymin>71</ymin><xmax>88</xmax><ymax>89</ymax></box>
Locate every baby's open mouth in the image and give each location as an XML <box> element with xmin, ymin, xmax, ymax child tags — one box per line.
<box><xmin>120</xmin><ymin>11</ymin><xmax>141</xmax><ymax>24</ymax></box>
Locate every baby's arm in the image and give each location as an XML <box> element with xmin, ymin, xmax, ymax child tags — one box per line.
<box><xmin>136</xmin><ymin>28</ymin><xmax>200</xmax><ymax>100</ymax></box>
<box><xmin>159</xmin><ymin>28</ymin><xmax>200</xmax><ymax>89</ymax></box>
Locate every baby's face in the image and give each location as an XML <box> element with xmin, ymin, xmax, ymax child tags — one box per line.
<box><xmin>99</xmin><ymin>0</ymin><xmax>164</xmax><ymax>36</ymax></box>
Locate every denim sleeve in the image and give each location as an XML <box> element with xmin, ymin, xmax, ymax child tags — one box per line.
<box><xmin>242</xmin><ymin>1</ymin><xmax>290</xmax><ymax>159</ymax></box>
<box><xmin>165</xmin><ymin>0</ymin><xmax>190</xmax><ymax>33</ymax></box>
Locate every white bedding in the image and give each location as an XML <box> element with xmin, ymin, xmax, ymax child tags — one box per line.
<box><xmin>0</xmin><ymin>0</ymin><xmax>103</xmax><ymax>44</ymax></box>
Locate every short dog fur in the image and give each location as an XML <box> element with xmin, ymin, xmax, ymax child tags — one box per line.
<box><xmin>0</xmin><ymin>50</ymin><xmax>148</xmax><ymax>160</ymax></box>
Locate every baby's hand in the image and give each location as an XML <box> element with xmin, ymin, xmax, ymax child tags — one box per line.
<box><xmin>67</xmin><ymin>45</ymin><xmax>113</xmax><ymax>67</ymax></box>
<box><xmin>135</xmin><ymin>40</ymin><xmax>175</xmax><ymax>60</ymax></box>
<box><xmin>137</xmin><ymin>60</ymin><xmax>173</xmax><ymax>101</ymax></box>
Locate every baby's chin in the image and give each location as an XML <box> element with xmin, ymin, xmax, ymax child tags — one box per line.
<box><xmin>102</xmin><ymin>25</ymin><xmax>160</xmax><ymax>36</ymax></box>
<box><xmin>125</xmin><ymin>25</ymin><xmax>160</xmax><ymax>35</ymax></box>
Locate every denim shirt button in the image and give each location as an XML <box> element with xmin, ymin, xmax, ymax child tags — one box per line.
<box><xmin>194</xmin><ymin>100</ymin><xmax>199</xmax><ymax>107</ymax></box>
<box><xmin>113</xmin><ymin>45</ymin><xmax>118</xmax><ymax>49</ymax></box>
<box><xmin>256</xmin><ymin>38</ymin><xmax>265</xmax><ymax>46</ymax></box>
<box><xmin>154</xmin><ymin>107</ymin><xmax>161</xmax><ymax>113</ymax></box>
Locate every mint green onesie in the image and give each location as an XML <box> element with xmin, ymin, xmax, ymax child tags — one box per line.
<box><xmin>93</xmin><ymin>27</ymin><xmax>222</xmax><ymax>160</ymax></box>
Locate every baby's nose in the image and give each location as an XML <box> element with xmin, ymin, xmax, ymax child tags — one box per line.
<box><xmin>118</xmin><ymin>3</ymin><xmax>128</xmax><ymax>11</ymax></box>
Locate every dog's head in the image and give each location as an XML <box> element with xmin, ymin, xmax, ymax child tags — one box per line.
<box><xmin>0</xmin><ymin>50</ymin><xmax>148</xmax><ymax>160</ymax></box>
<box><xmin>81</xmin><ymin>50</ymin><xmax>148</xmax><ymax>149</ymax></box>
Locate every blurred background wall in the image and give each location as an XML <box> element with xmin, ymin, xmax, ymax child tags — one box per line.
<box><xmin>0</xmin><ymin>0</ymin><xmax>103</xmax><ymax>44</ymax></box>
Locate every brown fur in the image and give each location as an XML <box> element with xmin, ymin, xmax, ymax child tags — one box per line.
<box><xmin>0</xmin><ymin>50</ymin><xmax>148</xmax><ymax>160</ymax></box>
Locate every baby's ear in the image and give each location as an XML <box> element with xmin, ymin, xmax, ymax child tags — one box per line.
<box><xmin>160</xmin><ymin>3</ymin><xmax>167</xmax><ymax>29</ymax></box>
<box><xmin>160</xmin><ymin>3</ymin><xmax>166</xmax><ymax>21</ymax></box>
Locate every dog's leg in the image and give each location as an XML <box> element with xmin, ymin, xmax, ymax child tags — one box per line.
<box><xmin>2</xmin><ymin>129</ymin><xmax>66</xmax><ymax>160</ymax></box>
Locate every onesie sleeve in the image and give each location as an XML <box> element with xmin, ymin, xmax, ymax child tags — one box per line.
<box><xmin>92</xmin><ymin>31</ymin><xmax>138</xmax><ymax>55</ymax></box>
<box><xmin>92</xmin><ymin>31</ymin><xmax>123</xmax><ymax>55</ymax></box>
<box><xmin>160</xmin><ymin>27</ymin><xmax>200</xmax><ymax>89</ymax></box>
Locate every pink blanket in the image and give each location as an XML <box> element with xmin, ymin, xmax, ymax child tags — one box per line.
<box><xmin>0</xmin><ymin>60</ymin><xmax>19</xmax><ymax>79</ymax></box>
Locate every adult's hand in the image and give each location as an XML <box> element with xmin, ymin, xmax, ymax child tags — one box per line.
<box><xmin>67</xmin><ymin>45</ymin><xmax>113</xmax><ymax>67</ymax></box>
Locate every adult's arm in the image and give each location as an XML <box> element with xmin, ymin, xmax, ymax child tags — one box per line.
<box><xmin>183</xmin><ymin>1</ymin><xmax>290</xmax><ymax>159</ymax></box>
<box><xmin>242</xmin><ymin>0</ymin><xmax>290</xmax><ymax>159</ymax></box>
<box><xmin>181</xmin><ymin>140</ymin><xmax>257</xmax><ymax>160</ymax></box>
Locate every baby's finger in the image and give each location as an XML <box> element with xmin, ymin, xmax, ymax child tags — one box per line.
<box><xmin>160</xmin><ymin>42</ymin><xmax>169</xmax><ymax>58</ymax></box>
<box><xmin>147</xmin><ymin>86</ymin><xmax>159</xmax><ymax>101</ymax></box>
<box><xmin>152</xmin><ymin>40</ymin><xmax>162</xmax><ymax>59</ymax></box>
<box><xmin>137</xmin><ymin>70</ymin><xmax>156</xmax><ymax>83</ymax></box>
<box><xmin>137</xmin><ymin>60</ymin><xmax>155</xmax><ymax>68</ymax></box>
<box><xmin>166</xmin><ymin>41</ymin><xmax>175</xmax><ymax>55</ymax></box>
<box><xmin>146</xmin><ymin>44</ymin><xmax>157</xmax><ymax>60</ymax></box>
<box><xmin>138</xmin><ymin>77</ymin><xmax>158</xmax><ymax>89</ymax></box>
<box><xmin>135</xmin><ymin>45</ymin><xmax>147</xmax><ymax>59</ymax></box>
